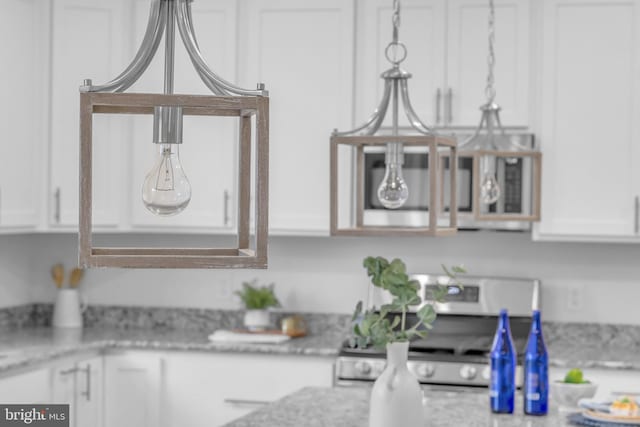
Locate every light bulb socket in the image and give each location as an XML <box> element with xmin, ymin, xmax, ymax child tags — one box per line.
<box><xmin>385</xmin><ymin>142</ymin><xmax>404</xmax><ymax>165</ymax></box>
<box><xmin>153</xmin><ymin>105</ymin><xmax>183</xmax><ymax>144</ymax></box>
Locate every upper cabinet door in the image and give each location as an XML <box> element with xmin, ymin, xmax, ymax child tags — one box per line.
<box><xmin>446</xmin><ymin>0</ymin><xmax>530</xmax><ymax>127</ymax></box>
<box><xmin>129</xmin><ymin>0</ymin><xmax>238</xmax><ymax>231</ymax></box>
<box><xmin>356</xmin><ymin>0</ymin><xmax>445</xmax><ymax>129</ymax></box>
<box><xmin>240</xmin><ymin>0</ymin><xmax>355</xmax><ymax>235</ymax></box>
<box><xmin>534</xmin><ymin>0</ymin><xmax>640</xmax><ymax>240</ymax></box>
<box><xmin>0</xmin><ymin>0</ymin><xmax>43</xmax><ymax>230</ymax></box>
<box><xmin>50</xmin><ymin>0</ymin><xmax>129</xmax><ymax>228</ymax></box>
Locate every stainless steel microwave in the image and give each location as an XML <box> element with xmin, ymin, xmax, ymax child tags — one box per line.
<box><xmin>362</xmin><ymin>133</ymin><xmax>535</xmax><ymax>231</ymax></box>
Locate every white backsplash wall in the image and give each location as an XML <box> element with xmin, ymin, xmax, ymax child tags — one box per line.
<box><xmin>0</xmin><ymin>234</ymin><xmax>37</xmax><ymax>307</ymax></box>
<box><xmin>18</xmin><ymin>232</ymin><xmax>640</xmax><ymax>325</ymax></box>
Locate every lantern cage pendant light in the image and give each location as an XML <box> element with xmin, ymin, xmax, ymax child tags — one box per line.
<box><xmin>459</xmin><ymin>0</ymin><xmax>541</xmax><ymax>221</ymax></box>
<box><xmin>330</xmin><ymin>0</ymin><xmax>457</xmax><ymax>236</ymax></box>
<box><xmin>78</xmin><ymin>0</ymin><xmax>269</xmax><ymax>269</ymax></box>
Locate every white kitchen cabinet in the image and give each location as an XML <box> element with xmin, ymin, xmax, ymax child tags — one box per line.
<box><xmin>51</xmin><ymin>356</ymin><xmax>103</xmax><ymax>427</ymax></box>
<box><xmin>550</xmin><ymin>367</ymin><xmax>640</xmax><ymax>402</ymax></box>
<box><xmin>533</xmin><ymin>0</ymin><xmax>640</xmax><ymax>242</ymax></box>
<box><xmin>239</xmin><ymin>0</ymin><xmax>355</xmax><ymax>235</ymax></box>
<box><xmin>103</xmin><ymin>352</ymin><xmax>163</xmax><ymax>427</ymax></box>
<box><xmin>164</xmin><ymin>352</ymin><xmax>334</xmax><ymax>427</ymax></box>
<box><xmin>0</xmin><ymin>0</ymin><xmax>45</xmax><ymax>231</ymax></box>
<box><xmin>49</xmin><ymin>0</ymin><xmax>130</xmax><ymax>229</ymax></box>
<box><xmin>0</xmin><ymin>368</ymin><xmax>51</xmax><ymax>403</ymax></box>
<box><xmin>356</xmin><ymin>0</ymin><xmax>530</xmax><ymax>129</ymax></box>
<box><xmin>128</xmin><ymin>0</ymin><xmax>239</xmax><ymax>232</ymax></box>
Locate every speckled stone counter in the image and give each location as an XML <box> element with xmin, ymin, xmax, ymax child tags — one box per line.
<box><xmin>0</xmin><ymin>326</ymin><xmax>344</xmax><ymax>375</ymax></box>
<box><xmin>224</xmin><ymin>386</ymin><xmax>575</xmax><ymax>427</ymax></box>
<box><xmin>0</xmin><ymin>304</ymin><xmax>639</xmax><ymax>376</ymax></box>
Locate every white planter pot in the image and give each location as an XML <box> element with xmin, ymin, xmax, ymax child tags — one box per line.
<box><xmin>369</xmin><ymin>341</ymin><xmax>424</xmax><ymax>427</ymax></box>
<box><xmin>243</xmin><ymin>309</ymin><xmax>271</xmax><ymax>331</ymax></box>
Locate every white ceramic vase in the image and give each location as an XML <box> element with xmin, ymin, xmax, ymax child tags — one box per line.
<box><xmin>369</xmin><ymin>341</ymin><xmax>424</xmax><ymax>427</ymax></box>
<box><xmin>52</xmin><ymin>288</ymin><xmax>86</xmax><ymax>329</ymax></box>
<box><xmin>243</xmin><ymin>309</ymin><xmax>271</xmax><ymax>331</ymax></box>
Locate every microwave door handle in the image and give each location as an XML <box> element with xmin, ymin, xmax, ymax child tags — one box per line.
<box><xmin>635</xmin><ymin>196</ymin><xmax>639</xmax><ymax>234</ymax></box>
<box><xmin>435</xmin><ymin>88</ymin><xmax>441</xmax><ymax>124</ymax></box>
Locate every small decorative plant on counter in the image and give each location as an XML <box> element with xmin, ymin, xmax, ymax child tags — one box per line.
<box><xmin>351</xmin><ymin>256</ymin><xmax>465</xmax><ymax>348</ymax></box>
<box><xmin>353</xmin><ymin>256</ymin><xmax>465</xmax><ymax>427</ymax></box>
<box><xmin>235</xmin><ymin>279</ymin><xmax>281</xmax><ymax>331</ymax></box>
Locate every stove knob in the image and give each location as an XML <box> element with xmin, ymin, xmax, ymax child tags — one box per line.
<box><xmin>354</xmin><ymin>361</ymin><xmax>372</xmax><ymax>376</ymax></box>
<box><xmin>459</xmin><ymin>365</ymin><xmax>477</xmax><ymax>380</ymax></box>
<box><xmin>482</xmin><ymin>366</ymin><xmax>491</xmax><ymax>380</ymax></box>
<box><xmin>415</xmin><ymin>363</ymin><xmax>436</xmax><ymax>379</ymax></box>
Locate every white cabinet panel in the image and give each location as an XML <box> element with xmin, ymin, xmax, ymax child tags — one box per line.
<box><xmin>241</xmin><ymin>0</ymin><xmax>355</xmax><ymax>234</ymax></box>
<box><xmin>0</xmin><ymin>369</ymin><xmax>51</xmax><ymax>403</ymax></box>
<box><xmin>535</xmin><ymin>0</ymin><xmax>640</xmax><ymax>240</ymax></box>
<box><xmin>51</xmin><ymin>356</ymin><xmax>103</xmax><ymax>427</ymax></box>
<box><xmin>129</xmin><ymin>0</ymin><xmax>238</xmax><ymax>231</ymax></box>
<box><xmin>0</xmin><ymin>0</ymin><xmax>43</xmax><ymax>229</ymax></box>
<box><xmin>50</xmin><ymin>0</ymin><xmax>129</xmax><ymax>228</ymax></box>
<box><xmin>164</xmin><ymin>352</ymin><xmax>334</xmax><ymax>427</ymax></box>
<box><xmin>103</xmin><ymin>352</ymin><xmax>163</xmax><ymax>427</ymax></box>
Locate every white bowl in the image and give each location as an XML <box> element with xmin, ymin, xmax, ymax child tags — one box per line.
<box><xmin>550</xmin><ymin>381</ymin><xmax>598</xmax><ymax>409</ymax></box>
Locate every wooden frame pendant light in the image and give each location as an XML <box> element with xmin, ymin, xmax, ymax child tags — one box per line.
<box><xmin>78</xmin><ymin>0</ymin><xmax>269</xmax><ymax>269</ymax></box>
<box><xmin>330</xmin><ymin>0</ymin><xmax>458</xmax><ymax>236</ymax></box>
<box><xmin>458</xmin><ymin>0</ymin><xmax>541</xmax><ymax>223</ymax></box>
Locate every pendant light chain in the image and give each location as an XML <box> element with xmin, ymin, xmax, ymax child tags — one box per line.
<box><xmin>392</xmin><ymin>0</ymin><xmax>400</xmax><ymax>44</ymax></box>
<box><xmin>385</xmin><ymin>0</ymin><xmax>407</xmax><ymax>66</ymax></box>
<box><xmin>485</xmin><ymin>0</ymin><xmax>496</xmax><ymax>103</ymax></box>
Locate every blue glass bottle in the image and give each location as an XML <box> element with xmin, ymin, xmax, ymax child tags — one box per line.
<box><xmin>490</xmin><ymin>309</ymin><xmax>516</xmax><ymax>414</ymax></box>
<box><xmin>524</xmin><ymin>310</ymin><xmax>549</xmax><ymax>415</ymax></box>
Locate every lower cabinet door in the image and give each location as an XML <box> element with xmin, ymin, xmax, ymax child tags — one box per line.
<box><xmin>75</xmin><ymin>357</ymin><xmax>103</xmax><ymax>427</ymax></box>
<box><xmin>0</xmin><ymin>368</ymin><xmax>51</xmax><ymax>404</ymax></box>
<box><xmin>103</xmin><ymin>352</ymin><xmax>163</xmax><ymax>427</ymax></box>
<box><xmin>51</xmin><ymin>356</ymin><xmax>103</xmax><ymax>427</ymax></box>
<box><xmin>164</xmin><ymin>352</ymin><xmax>334</xmax><ymax>427</ymax></box>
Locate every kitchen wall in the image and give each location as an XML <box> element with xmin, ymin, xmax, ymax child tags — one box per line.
<box><xmin>13</xmin><ymin>231</ymin><xmax>640</xmax><ymax>325</ymax></box>
<box><xmin>0</xmin><ymin>235</ymin><xmax>37</xmax><ymax>308</ymax></box>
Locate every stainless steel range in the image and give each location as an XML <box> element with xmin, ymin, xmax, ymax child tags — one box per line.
<box><xmin>335</xmin><ymin>274</ymin><xmax>540</xmax><ymax>390</ymax></box>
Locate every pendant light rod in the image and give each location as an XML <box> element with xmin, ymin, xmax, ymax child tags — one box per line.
<box><xmin>333</xmin><ymin>0</ymin><xmax>431</xmax><ymax>137</ymax></box>
<box><xmin>80</xmin><ymin>0</ymin><xmax>267</xmax><ymax>97</ymax></box>
<box><xmin>164</xmin><ymin>0</ymin><xmax>176</xmax><ymax>95</ymax></box>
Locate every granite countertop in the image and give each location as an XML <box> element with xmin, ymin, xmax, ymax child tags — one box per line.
<box><xmin>0</xmin><ymin>326</ymin><xmax>344</xmax><ymax>375</ymax></box>
<box><xmin>0</xmin><ymin>305</ymin><xmax>639</xmax><ymax>377</ymax></box>
<box><xmin>224</xmin><ymin>386</ymin><xmax>575</xmax><ymax>427</ymax></box>
<box><xmin>0</xmin><ymin>325</ymin><xmax>640</xmax><ymax>376</ymax></box>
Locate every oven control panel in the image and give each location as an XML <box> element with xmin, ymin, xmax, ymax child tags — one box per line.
<box><xmin>335</xmin><ymin>357</ymin><xmax>524</xmax><ymax>389</ymax></box>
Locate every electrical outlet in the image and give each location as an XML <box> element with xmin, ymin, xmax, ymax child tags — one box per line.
<box><xmin>213</xmin><ymin>273</ymin><xmax>234</xmax><ymax>302</ymax></box>
<box><xmin>567</xmin><ymin>284</ymin><xmax>584</xmax><ymax>310</ymax></box>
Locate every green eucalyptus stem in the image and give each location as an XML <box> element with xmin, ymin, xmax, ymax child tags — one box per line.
<box><xmin>401</xmin><ymin>306</ymin><xmax>406</xmax><ymax>334</ymax></box>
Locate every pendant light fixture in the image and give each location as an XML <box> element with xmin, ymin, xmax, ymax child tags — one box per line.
<box><xmin>78</xmin><ymin>0</ymin><xmax>269</xmax><ymax>269</ymax></box>
<box><xmin>330</xmin><ymin>0</ymin><xmax>457</xmax><ymax>236</ymax></box>
<box><xmin>459</xmin><ymin>0</ymin><xmax>541</xmax><ymax>221</ymax></box>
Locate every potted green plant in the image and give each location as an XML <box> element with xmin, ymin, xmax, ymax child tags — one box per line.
<box><xmin>235</xmin><ymin>280</ymin><xmax>281</xmax><ymax>331</ymax></box>
<box><xmin>353</xmin><ymin>256</ymin><xmax>465</xmax><ymax>427</ymax></box>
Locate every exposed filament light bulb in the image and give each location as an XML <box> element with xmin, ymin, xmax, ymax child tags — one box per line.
<box><xmin>142</xmin><ymin>143</ymin><xmax>191</xmax><ymax>215</ymax></box>
<box><xmin>142</xmin><ymin>105</ymin><xmax>191</xmax><ymax>216</ymax></box>
<box><xmin>377</xmin><ymin>142</ymin><xmax>409</xmax><ymax>209</ymax></box>
<box><xmin>480</xmin><ymin>155</ymin><xmax>500</xmax><ymax>205</ymax></box>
